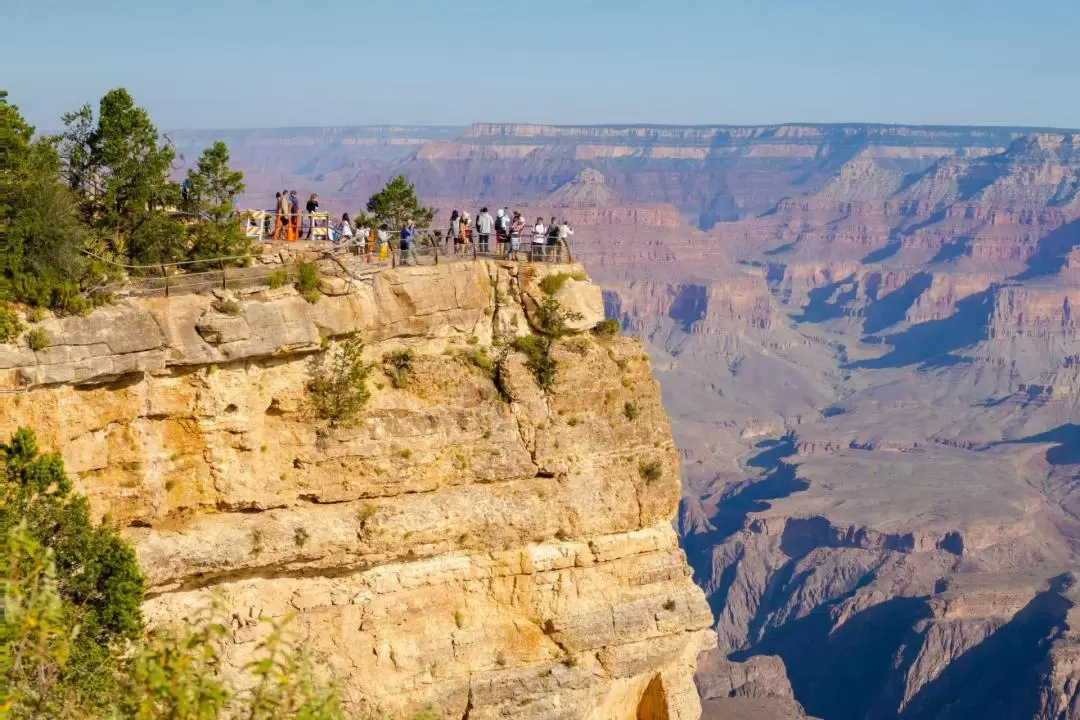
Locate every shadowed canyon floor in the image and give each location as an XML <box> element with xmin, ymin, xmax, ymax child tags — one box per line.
<box><xmin>175</xmin><ymin>122</ymin><xmax>1080</xmax><ymax>719</ymax></box>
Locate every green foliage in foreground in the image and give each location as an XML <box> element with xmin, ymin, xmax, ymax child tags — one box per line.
<box><xmin>0</xmin><ymin>427</ymin><xmax>440</xmax><ymax>719</ymax></box>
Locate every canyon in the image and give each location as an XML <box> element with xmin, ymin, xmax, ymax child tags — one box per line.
<box><xmin>162</xmin><ymin>123</ymin><xmax>1080</xmax><ymax>718</ymax></box>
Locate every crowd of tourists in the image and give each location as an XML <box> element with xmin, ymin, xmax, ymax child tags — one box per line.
<box><xmin>260</xmin><ymin>191</ymin><xmax>574</xmax><ymax>265</ymax></box>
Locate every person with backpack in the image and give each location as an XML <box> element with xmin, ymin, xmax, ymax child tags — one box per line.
<box><xmin>546</xmin><ymin>216</ymin><xmax>560</xmax><ymax>262</ymax></box>
<box><xmin>399</xmin><ymin>219</ymin><xmax>418</xmax><ymax>265</ymax></box>
<box><xmin>495</xmin><ymin>208</ymin><xmax>509</xmax><ymax>255</ymax></box>
<box><xmin>476</xmin><ymin>207</ymin><xmax>495</xmax><ymax>254</ymax></box>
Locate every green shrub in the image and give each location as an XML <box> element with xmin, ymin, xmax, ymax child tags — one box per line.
<box><xmin>307</xmin><ymin>335</ymin><xmax>371</xmax><ymax>427</ymax></box>
<box><xmin>266</xmin><ymin>268</ymin><xmax>288</xmax><ymax>289</ymax></box>
<box><xmin>0</xmin><ymin>427</ymin><xmax>145</xmax><ymax>710</ymax></box>
<box><xmin>623</xmin><ymin>401</ymin><xmax>640</xmax><ymax>421</ymax></box>
<box><xmin>638</xmin><ymin>459</ymin><xmax>662</xmax><ymax>483</ymax></box>
<box><xmin>293</xmin><ymin>527</ymin><xmax>310</xmax><ymax>548</ymax></box>
<box><xmin>0</xmin><ymin>303</ymin><xmax>24</xmax><ymax>343</ymax></box>
<box><xmin>295</xmin><ymin>261</ymin><xmax>320</xmax><ymax>293</ymax></box>
<box><xmin>592</xmin><ymin>319</ymin><xmax>620</xmax><ymax>339</ymax></box>
<box><xmin>302</xmin><ymin>289</ymin><xmax>321</xmax><ymax>305</ymax></box>
<box><xmin>25</xmin><ymin>327</ymin><xmax>48</xmax><ymax>351</ymax></box>
<box><xmin>212</xmin><ymin>298</ymin><xmax>241</xmax><ymax>316</ymax></box>
<box><xmin>26</xmin><ymin>307</ymin><xmax>45</xmax><ymax>323</ymax></box>
<box><xmin>457</xmin><ymin>347</ymin><xmax>495</xmax><ymax>377</ymax></box>
<box><xmin>382</xmin><ymin>348</ymin><xmax>416</xmax><ymax>389</ymax></box>
<box><xmin>512</xmin><ymin>334</ymin><xmax>557</xmax><ymax>391</ymax></box>
<box><xmin>538</xmin><ymin>271</ymin><xmax>587</xmax><ymax>296</ymax></box>
<box><xmin>534</xmin><ymin>294</ymin><xmax>583</xmax><ymax>339</ymax></box>
<box><xmin>662</xmin><ymin>598</ymin><xmax>676</xmax><ymax>611</ymax></box>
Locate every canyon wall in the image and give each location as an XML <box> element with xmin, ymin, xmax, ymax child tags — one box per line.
<box><xmin>0</xmin><ymin>261</ymin><xmax>714</xmax><ymax>720</ymax></box>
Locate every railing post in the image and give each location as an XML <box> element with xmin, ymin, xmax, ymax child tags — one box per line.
<box><xmin>220</xmin><ymin>259</ymin><xmax>226</xmax><ymax>290</ymax></box>
<box><xmin>160</xmin><ymin>263</ymin><xmax>169</xmax><ymax>297</ymax></box>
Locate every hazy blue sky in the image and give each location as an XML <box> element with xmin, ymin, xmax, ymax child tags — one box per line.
<box><xmin>6</xmin><ymin>0</ymin><xmax>1079</xmax><ymax>131</ymax></box>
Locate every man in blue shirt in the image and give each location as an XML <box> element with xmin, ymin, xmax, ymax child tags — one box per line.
<box><xmin>399</xmin><ymin>220</ymin><xmax>418</xmax><ymax>266</ymax></box>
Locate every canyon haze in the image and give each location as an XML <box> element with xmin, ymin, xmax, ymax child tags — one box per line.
<box><xmin>176</xmin><ymin>121</ymin><xmax>1080</xmax><ymax>720</ymax></box>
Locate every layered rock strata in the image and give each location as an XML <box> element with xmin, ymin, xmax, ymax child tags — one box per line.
<box><xmin>0</xmin><ymin>261</ymin><xmax>713</xmax><ymax>720</ymax></box>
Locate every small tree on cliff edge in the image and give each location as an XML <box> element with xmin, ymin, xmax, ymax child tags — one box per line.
<box><xmin>364</xmin><ymin>175</ymin><xmax>434</xmax><ymax>231</ymax></box>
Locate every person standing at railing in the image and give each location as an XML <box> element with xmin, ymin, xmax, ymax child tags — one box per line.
<box><xmin>559</xmin><ymin>219</ymin><xmax>574</xmax><ymax>263</ymax></box>
<box><xmin>272</xmin><ymin>191</ymin><xmax>285</xmax><ymax>240</ymax></box>
<box><xmin>377</xmin><ymin>224</ymin><xmax>391</xmax><ymax>262</ymax></box>
<box><xmin>399</xmin><ymin>220</ymin><xmax>418</xmax><ymax>265</ymax></box>
<box><xmin>510</xmin><ymin>211</ymin><xmax>524</xmax><ymax>259</ymax></box>
<box><xmin>532</xmin><ymin>217</ymin><xmax>546</xmax><ymax>261</ymax></box>
<box><xmin>546</xmin><ymin>217</ymin><xmax>561</xmax><ymax>262</ymax></box>
<box><xmin>448</xmin><ymin>210</ymin><xmax>460</xmax><ymax>251</ymax></box>
<box><xmin>458</xmin><ymin>212</ymin><xmax>471</xmax><ymax>255</ymax></box>
<box><xmin>288</xmin><ymin>190</ymin><xmax>300</xmax><ymax>241</ymax></box>
<box><xmin>305</xmin><ymin>194</ymin><xmax>320</xmax><ymax>240</ymax></box>
<box><xmin>477</xmin><ymin>207</ymin><xmax>495</xmax><ymax>255</ymax></box>
<box><xmin>495</xmin><ymin>208</ymin><xmax>509</xmax><ymax>256</ymax></box>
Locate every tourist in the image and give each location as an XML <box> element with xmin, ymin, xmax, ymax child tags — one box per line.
<box><xmin>495</xmin><ymin>208</ymin><xmax>509</xmax><ymax>255</ymax></box>
<box><xmin>305</xmin><ymin>193</ymin><xmax>320</xmax><ymax>239</ymax></box>
<box><xmin>458</xmin><ymin>212</ymin><xmax>471</xmax><ymax>255</ymax></box>
<box><xmin>546</xmin><ymin>216</ymin><xmax>561</xmax><ymax>262</ymax></box>
<box><xmin>272</xmin><ymin>192</ymin><xmax>285</xmax><ymax>240</ymax></box>
<box><xmin>477</xmin><ymin>207</ymin><xmax>494</xmax><ymax>254</ymax></box>
<box><xmin>377</xmin><ymin>224</ymin><xmax>391</xmax><ymax>262</ymax></box>
<box><xmin>510</xmin><ymin>211</ymin><xmax>525</xmax><ymax>259</ymax></box>
<box><xmin>448</xmin><ymin>210</ymin><xmax>460</xmax><ymax>250</ymax></box>
<box><xmin>288</xmin><ymin>191</ymin><xmax>300</xmax><ymax>241</ymax></box>
<box><xmin>559</xmin><ymin>219</ymin><xmax>574</xmax><ymax>262</ymax></box>
<box><xmin>532</xmin><ymin>217</ymin><xmax>546</xmax><ymax>261</ymax></box>
<box><xmin>399</xmin><ymin>220</ymin><xmax>418</xmax><ymax>265</ymax></box>
<box><xmin>338</xmin><ymin>213</ymin><xmax>354</xmax><ymax>244</ymax></box>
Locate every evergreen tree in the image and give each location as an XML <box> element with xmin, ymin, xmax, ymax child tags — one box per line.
<box><xmin>186</xmin><ymin>141</ymin><xmax>250</xmax><ymax>260</ymax></box>
<box><xmin>364</xmin><ymin>175</ymin><xmax>434</xmax><ymax>231</ymax></box>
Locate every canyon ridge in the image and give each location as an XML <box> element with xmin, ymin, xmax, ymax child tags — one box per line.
<box><xmin>162</xmin><ymin>122</ymin><xmax>1080</xmax><ymax>719</ymax></box>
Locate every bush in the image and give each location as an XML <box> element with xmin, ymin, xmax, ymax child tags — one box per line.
<box><xmin>623</xmin><ymin>401</ymin><xmax>640</xmax><ymax>421</ymax></box>
<box><xmin>457</xmin><ymin>348</ymin><xmax>495</xmax><ymax>378</ymax></box>
<box><xmin>26</xmin><ymin>307</ymin><xmax>44</xmax><ymax>323</ymax></box>
<box><xmin>0</xmin><ymin>303</ymin><xmax>24</xmax><ymax>343</ymax></box>
<box><xmin>212</xmin><ymin>298</ymin><xmax>241</xmax><ymax>316</ymax></box>
<box><xmin>295</xmin><ymin>261</ymin><xmax>319</xmax><ymax>293</ymax></box>
<box><xmin>534</xmin><ymin>294</ymin><xmax>583</xmax><ymax>339</ymax></box>
<box><xmin>592</xmin><ymin>319</ymin><xmax>620</xmax><ymax>339</ymax></box>
<box><xmin>638</xmin><ymin>459</ymin><xmax>662</xmax><ymax>483</ymax></box>
<box><xmin>307</xmin><ymin>335</ymin><xmax>371</xmax><ymax>427</ymax></box>
<box><xmin>538</xmin><ymin>271</ymin><xmax>587</xmax><ymax>296</ymax></box>
<box><xmin>0</xmin><ymin>427</ymin><xmax>145</xmax><ymax>710</ymax></box>
<box><xmin>302</xmin><ymin>289</ymin><xmax>321</xmax><ymax>305</ymax></box>
<box><xmin>25</xmin><ymin>326</ymin><xmax>48</xmax><ymax>351</ymax></box>
<box><xmin>266</xmin><ymin>268</ymin><xmax>288</xmax><ymax>289</ymax></box>
<box><xmin>512</xmin><ymin>334</ymin><xmax>557</xmax><ymax>391</ymax></box>
<box><xmin>382</xmin><ymin>348</ymin><xmax>415</xmax><ymax>389</ymax></box>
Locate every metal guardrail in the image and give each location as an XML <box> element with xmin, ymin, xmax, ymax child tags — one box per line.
<box><xmin>87</xmin><ymin>230</ymin><xmax>574</xmax><ymax>298</ymax></box>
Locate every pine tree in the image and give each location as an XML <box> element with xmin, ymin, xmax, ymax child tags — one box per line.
<box><xmin>365</xmin><ymin>175</ymin><xmax>434</xmax><ymax>231</ymax></box>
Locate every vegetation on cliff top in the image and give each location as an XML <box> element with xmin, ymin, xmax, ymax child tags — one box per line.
<box><xmin>0</xmin><ymin>88</ymin><xmax>249</xmax><ymax>312</ymax></box>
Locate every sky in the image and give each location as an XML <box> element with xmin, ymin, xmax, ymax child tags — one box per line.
<box><xmin>5</xmin><ymin>0</ymin><xmax>1080</xmax><ymax>131</ymax></box>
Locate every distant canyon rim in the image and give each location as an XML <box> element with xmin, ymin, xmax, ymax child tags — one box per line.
<box><xmin>168</xmin><ymin>121</ymin><xmax>1080</xmax><ymax>720</ymax></box>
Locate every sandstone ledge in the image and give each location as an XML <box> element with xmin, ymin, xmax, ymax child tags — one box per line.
<box><xmin>0</xmin><ymin>260</ymin><xmax>712</xmax><ymax>720</ymax></box>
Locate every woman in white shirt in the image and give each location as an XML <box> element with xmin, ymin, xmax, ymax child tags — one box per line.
<box><xmin>532</xmin><ymin>217</ymin><xmax>546</xmax><ymax>261</ymax></box>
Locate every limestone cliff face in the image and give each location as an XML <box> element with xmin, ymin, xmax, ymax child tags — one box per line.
<box><xmin>0</xmin><ymin>261</ymin><xmax>713</xmax><ymax>720</ymax></box>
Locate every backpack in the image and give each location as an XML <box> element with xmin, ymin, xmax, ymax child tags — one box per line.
<box><xmin>547</xmin><ymin>224</ymin><xmax>560</xmax><ymax>242</ymax></box>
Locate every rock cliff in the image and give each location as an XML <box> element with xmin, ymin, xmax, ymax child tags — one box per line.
<box><xmin>0</xmin><ymin>261</ymin><xmax>714</xmax><ymax>720</ymax></box>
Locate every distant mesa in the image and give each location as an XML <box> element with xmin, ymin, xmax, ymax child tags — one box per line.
<box><xmin>546</xmin><ymin>168</ymin><xmax>622</xmax><ymax>207</ymax></box>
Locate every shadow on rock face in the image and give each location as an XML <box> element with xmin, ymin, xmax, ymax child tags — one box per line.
<box><xmin>899</xmin><ymin>584</ymin><xmax>1072</xmax><ymax>720</ymax></box>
